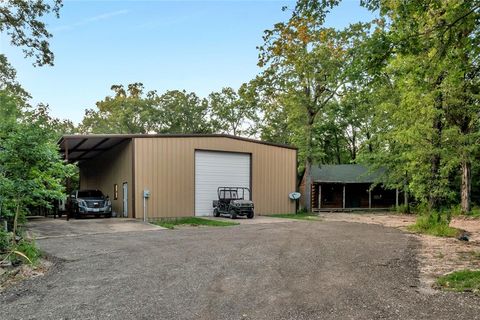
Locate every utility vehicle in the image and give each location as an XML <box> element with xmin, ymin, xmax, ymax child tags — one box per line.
<box><xmin>213</xmin><ymin>187</ymin><xmax>254</xmax><ymax>219</ymax></box>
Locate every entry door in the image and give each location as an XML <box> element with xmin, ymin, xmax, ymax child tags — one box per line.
<box><xmin>195</xmin><ymin>151</ymin><xmax>251</xmax><ymax>216</ymax></box>
<box><xmin>122</xmin><ymin>182</ymin><xmax>128</xmax><ymax>218</ymax></box>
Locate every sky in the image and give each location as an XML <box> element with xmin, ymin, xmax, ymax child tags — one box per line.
<box><xmin>1</xmin><ymin>0</ymin><xmax>376</xmax><ymax>124</ymax></box>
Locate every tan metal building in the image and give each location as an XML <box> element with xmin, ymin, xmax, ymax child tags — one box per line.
<box><xmin>59</xmin><ymin>134</ymin><xmax>297</xmax><ymax>219</ymax></box>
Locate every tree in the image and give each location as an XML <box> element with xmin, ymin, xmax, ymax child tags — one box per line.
<box><xmin>0</xmin><ymin>91</ymin><xmax>74</xmax><ymax>238</ymax></box>
<box><xmin>360</xmin><ymin>0</ymin><xmax>480</xmax><ymax>212</ymax></box>
<box><xmin>78</xmin><ymin>83</ymin><xmax>158</xmax><ymax>134</ymax></box>
<box><xmin>0</xmin><ymin>0</ymin><xmax>63</xmax><ymax>66</ymax></box>
<box><xmin>154</xmin><ymin>90</ymin><xmax>212</xmax><ymax>134</ymax></box>
<box><xmin>209</xmin><ymin>86</ymin><xmax>259</xmax><ymax>136</ymax></box>
<box><xmin>257</xmin><ymin>1</ymin><xmax>366</xmax><ymax>211</ymax></box>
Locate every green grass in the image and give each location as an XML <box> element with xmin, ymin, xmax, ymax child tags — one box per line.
<box><xmin>407</xmin><ymin>213</ymin><xmax>460</xmax><ymax>237</ymax></box>
<box><xmin>152</xmin><ymin>217</ymin><xmax>239</xmax><ymax>229</ymax></box>
<box><xmin>268</xmin><ymin>213</ymin><xmax>320</xmax><ymax>220</ymax></box>
<box><xmin>436</xmin><ymin>270</ymin><xmax>480</xmax><ymax>294</ymax></box>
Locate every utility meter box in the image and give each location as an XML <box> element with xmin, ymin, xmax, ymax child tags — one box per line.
<box><xmin>143</xmin><ymin>190</ymin><xmax>150</xmax><ymax>198</ymax></box>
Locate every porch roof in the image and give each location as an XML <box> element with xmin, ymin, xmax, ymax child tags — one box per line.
<box><xmin>312</xmin><ymin>164</ymin><xmax>384</xmax><ymax>184</ymax></box>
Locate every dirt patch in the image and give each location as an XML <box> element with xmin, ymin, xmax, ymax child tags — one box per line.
<box><xmin>0</xmin><ymin>258</ymin><xmax>52</xmax><ymax>292</ymax></box>
<box><xmin>319</xmin><ymin>212</ymin><xmax>480</xmax><ymax>290</ymax></box>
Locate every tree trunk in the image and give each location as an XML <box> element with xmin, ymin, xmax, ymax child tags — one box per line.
<box><xmin>12</xmin><ymin>202</ymin><xmax>20</xmax><ymax>243</ymax></box>
<box><xmin>304</xmin><ymin>110</ymin><xmax>315</xmax><ymax>212</ymax></box>
<box><xmin>461</xmin><ymin>159</ymin><xmax>471</xmax><ymax>214</ymax></box>
<box><xmin>429</xmin><ymin>74</ymin><xmax>444</xmax><ymax>211</ymax></box>
<box><xmin>333</xmin><ymin>131</ymin><xmax>341</xmax><ymax>164</ymax></box>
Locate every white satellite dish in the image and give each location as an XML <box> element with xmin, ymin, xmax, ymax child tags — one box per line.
<box><xmin>289</xmin><ymin>192</ymin><xmax>301</xmax><ymax>200</ymax></box>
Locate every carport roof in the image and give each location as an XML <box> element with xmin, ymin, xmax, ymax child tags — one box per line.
<box><xmin>58</xmin><ymin>133</ymin><xmax>296</xmax><ymax>163</ymax></box>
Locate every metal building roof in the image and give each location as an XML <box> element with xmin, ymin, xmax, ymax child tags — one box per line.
<box><xmin>58</xmin><ymin>133</ymin><xmax>297</xmax><ymax>163</ymax></box>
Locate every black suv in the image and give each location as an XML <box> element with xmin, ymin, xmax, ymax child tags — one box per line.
<box><xmin>69</xmin><ymin>189</ymin><xmax>112</xmax><ymax>218</ymax></box>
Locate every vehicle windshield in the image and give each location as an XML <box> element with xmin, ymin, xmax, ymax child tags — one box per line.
<box><xmin>77</xmin><ymin>190</ymin><xmax>104</xmax><ymax>198</ymax></box>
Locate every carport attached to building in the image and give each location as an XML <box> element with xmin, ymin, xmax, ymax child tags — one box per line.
<box><xmin>59</xmin><ymin>134</ymin><xmax>297</xmax><ymax>219</ymax></box>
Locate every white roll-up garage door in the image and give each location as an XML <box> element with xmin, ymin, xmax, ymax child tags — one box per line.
<box><xmin>195</xmin><ymin>151</ymin><xmax>251</xmax><ymax>216</ymax></box>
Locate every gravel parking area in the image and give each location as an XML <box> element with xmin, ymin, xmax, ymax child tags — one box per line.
<box><xmin>1</xmin><ymin>219</ymin><xmax>479</xmax><ymax>319</ymax></box>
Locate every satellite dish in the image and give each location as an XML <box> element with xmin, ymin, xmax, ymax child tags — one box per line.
<box><xmin>289</xmin><ymin>192</ymin><xmax>301</xmax><ymax>200</ymax></box>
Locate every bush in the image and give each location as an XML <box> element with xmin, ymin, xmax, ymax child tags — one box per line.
<box><xmin>11</xmin><ymin>239</ymin><xmax>41</xmax><ymax>265</ymax></box>
<box><xmin>408</xmin><ymin>212</ymin><xmax>460</xmax><ymax>237</ymax></box>
<box><xmin>0</xmin><ymin>229</ymin><xmax>10</xmax><ymax>252</ymax></box>
<box><xmin>395</xmin><ymin>204</ymin><xmax>410</xmax><ymax>214</ymax></box>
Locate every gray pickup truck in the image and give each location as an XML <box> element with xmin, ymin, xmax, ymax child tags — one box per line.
<box><xmin>69</xmin><ymin>189</ymin><xmax>112</xmax><ymax>218</ymax></box>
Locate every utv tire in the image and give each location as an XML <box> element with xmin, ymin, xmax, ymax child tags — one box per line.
<box><xmin>247</xmin><ymin>211</ymin><xmax>254</xmax><ymax>219</ymax></box>
<box><xmin>230</xmin><ymin>209</ymin><xmax>237</xmax><ymax>219</ymax></box>
<box><xmin>213</xmin><ymin>208</ymin><xmax>220</xmax><ymax>217</ymax></box>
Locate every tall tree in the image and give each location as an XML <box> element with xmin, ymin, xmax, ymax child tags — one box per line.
<box><xmin>0</xmin><ymin>91</ymin><xmax>74</xmax><ymax>236</ymax></box>
<box><xmin>79</xmin><ymin>83</ymin><xmax>158</xmax><ymax>134</ymax></box>
<box><xmin>360</xmin><ymin>0</ymin><xmax>480</xmax><ymax>212</ymax></box>
<box><xmin>257</xmin><ymin>1</ymin><xmax>365</xmax><ymax>211</ymax></box>
<box><xmin>154</xmin><ymin>90</ymin><xmax>212</xmax><ymax>134</ymax></box>
<box><xmin>209</xmin><ymin>86</ymin><xmax>259</xmax><ymax>136</ymax></box>
<box><xmin>0</xmin><ymin>0</ymin><xmax>62</xmax><ymax>66</ymax></box>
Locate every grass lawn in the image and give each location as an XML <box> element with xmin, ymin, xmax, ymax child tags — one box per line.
<box><xmin>436</xmin><ymin>270</ymin><xmax>480</xmax><ymax>294</ymax></box>
<box><xmin>152</xmin><ymin>217</ymin><xmax>239</xmax><ymax>229</ymax></box>
<box><xmin>268</xmin><ymin>213</ymin><xmax>320</xmax><ymax>221</ymax></box>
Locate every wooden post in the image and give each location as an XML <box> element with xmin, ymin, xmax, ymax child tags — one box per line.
<box><xmin>342</xmin><ymin>184</ymin><xmax>346</xmax><ymax>209</ymax></box>
<box><xmin>368</xmin><ymin>188</ymin><xmax>371</xmax><ymax>209</ymax></box>
<box><xmin>65</xmin><ymin>139</ymin><xmax>70</xmax><ymax>221</ymax></box>
<box><xmin>318</xmin><ymin>184</ymin><xmax>322</xmax><ymax>209</ymax></box>
<box><xmin>395</xmin><ymin>188</ymin><xmax>399</xmax><ymax>208</ymax></box>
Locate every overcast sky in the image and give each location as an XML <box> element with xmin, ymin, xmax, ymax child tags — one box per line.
<box><xmin>1</xmin><ymin>0</ymin><xmax>375</xmax><ymax>124</ymax></box>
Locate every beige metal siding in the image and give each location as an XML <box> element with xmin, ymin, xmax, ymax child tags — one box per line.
<box><xmin>134</xmin><ymin>137</ymin><xmax>296</xmax><ymax>219</ymax></box>
<box><xmin>79</xmin><ymin>140</ymin><xmax>133</xmax><ymax>217</ymax></box>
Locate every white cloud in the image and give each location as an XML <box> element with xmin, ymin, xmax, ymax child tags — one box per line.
<box><xmin>52</xmin><ymin>9</ymin><xmax>129</xmax><ymax>32</ymax></box>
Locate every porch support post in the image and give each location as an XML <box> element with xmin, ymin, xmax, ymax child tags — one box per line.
<box><xmin>342</xmin><ymin>184</ymin><xmax>346</xmax><ymax>209</ymax></box>
<box><xmin>318</xmin><ymin>184</ymin><xmax>322</xmax><ymax>209</ymax></box>
<box><xmin>395</xmin><ymin>188</ymin><xmax>399</xmax><ymax>208</ymax></box>
<box><xmin>368</xmin><ymin>188</ymin><xmax>372</xmax><ymax>209</ymax></box>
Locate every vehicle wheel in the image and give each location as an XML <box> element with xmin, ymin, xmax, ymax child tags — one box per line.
<box><xmin>247</xmin><ymin>211</ymin><xmax>254</xmax><ymax>219</ymax></box>
<box><xmin>105</xmin><ymin>213</ymin><xmax>112</xmax><ymax>218</ymax></box>
<box><xmin>229</xmin><ymin>209</ymin><xmax>237</xmax><ymax>219</ymax></box>
<box><xmin>213</xmin><ymin>208</ymin><xmax>220</xmax><ymax>217</ymax></box>
<box><xmin>57</xmin><ymin>212</ymin><xmax>62</xmax><ymax>218</ymax></box>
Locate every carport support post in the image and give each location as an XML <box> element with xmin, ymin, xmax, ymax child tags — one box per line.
<box><xmin>342</xmin><ymin>184</ymin><xmax>346</xmax><ymax>209</ymax></box>
<box><xmin>65</xmin><ymin>139</ymin><xmax>70</xmax><ymax>221</ymax></box>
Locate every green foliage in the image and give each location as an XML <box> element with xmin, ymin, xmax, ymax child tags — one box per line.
<box><xmin>12</xmin><ymin>239</ymin><xmax>41</xmax><ymax>265</ymax></box>
<box><xmin>436</xmin><ymin>270</ymin><xmax>480</xmax><ymax>294</ymax></box>
<box><xmin>209</xmin><ymin>86</ymin><xmax>259</xmax><ymax>136</ymax></box>
<box><xmin>0</xmin><ymin>230</ymin><xmax>10</xmax><ymax>252</ymax></box>
<box><xmin>0</xmin><ymin>91</ymin><xmax>75</xmax><ymax>233</ymax></box>
<box><xmin>407</xmin><ymin>213</ymin><xmax>460</xmax><ymax>238</ymax></box>
<box><xmin>0</xmin><ymin>0</ymin><xmax>63</xmax><ymax>66</ymax></box>
<box><xmin>395</xmin><ymin>204</ymin><xmax>410</xmax><ymax>214</ymax></box>
<box><xmin>152</xmin><ymin>217</ymin><xmax>238</xmax><ymax>229</ymax></box>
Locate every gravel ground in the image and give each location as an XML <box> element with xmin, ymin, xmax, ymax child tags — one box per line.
<box><xmin>1</xmin><ymin>220</ymin><xmax>479</xmax><ymax>320</ymax></box>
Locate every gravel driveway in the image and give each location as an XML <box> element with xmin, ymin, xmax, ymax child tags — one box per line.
<box><xmin>1</xmin><ymin>220</ymin><xmax>479</xmax><ymax>319</ymax></box>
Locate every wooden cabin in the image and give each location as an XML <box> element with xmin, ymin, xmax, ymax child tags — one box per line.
<box><xmin>299</xmin><ymin>164</ymin><xmax>399</xmax><ymax>211</ymax></box>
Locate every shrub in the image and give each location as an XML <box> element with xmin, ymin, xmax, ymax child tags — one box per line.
<box><xmin>11</xmin><ymin>239</ymin><xmax>41</xmax><ymax>265</ymax></box>
<box><xmin>395</xmin><ymin>204</ymin><xmax>410</xmax><ymax>214</ymax></box>
<box><xmin>408</xmin><ymin>212</ymin><xmax>460</xmax><ymax>237</ymax></box>
<box><xmin>0</xmin><ymin>229</ymin><xmax>10</xmax><ymax>253</ymax></box>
